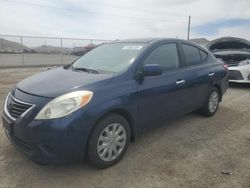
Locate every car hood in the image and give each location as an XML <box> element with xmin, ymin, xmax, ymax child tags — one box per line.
<box><xmin>213</xmin><ymin>50</ymin><xmax>250</xmax><ymax>56</ymax></box>
<box><xmin>17</xmin><ymin>67</ymin><xmax>114</xmax><ymax>98</ymax></box>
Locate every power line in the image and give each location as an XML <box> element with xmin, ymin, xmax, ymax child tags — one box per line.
<box><xmin>77</xmin><ymin>0</ymin><xmax>188</xmax><ymax>18</ymax></box>
<box><xmin>0</xmin><ymin>0</ymin><xmax>191</xmax><ymax>39</ymax></box>
<box><xmin>0</xmin><ymin>34</ymin><xmax>112</xmax><ymax>41</ymax></box>
<box><xmin>1</xmin><ymin>0</ymin><xmax>187</xmax><ymax>23</ymax></box>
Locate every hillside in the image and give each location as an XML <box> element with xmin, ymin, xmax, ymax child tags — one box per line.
<box><xmin>0</xmin><ymin>38</ymin><xmax>30</xmax><ymax>51</ymax></box>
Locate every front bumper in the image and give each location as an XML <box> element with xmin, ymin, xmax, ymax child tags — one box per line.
<box><xmin>228</xmin><ymin>65</ymin><xmax>250</xmax><ymax>83</ymax></box>
<box><xmin>2</xmin><ymin>89</ymin><xmax>96</xmax><ymax>164</ymax></box>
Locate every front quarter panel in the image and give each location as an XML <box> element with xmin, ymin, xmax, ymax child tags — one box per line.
<box><xmin>85</xmin><ymin>75</ymin><xmax>138</xmax><ymax>135</ymax></box>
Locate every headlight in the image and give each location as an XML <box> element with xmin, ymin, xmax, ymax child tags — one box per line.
<box><xmin>35</xmin><ymin>91</ymin><xmax>93</xmax><ymax>120</ymax></box>
<box><xmin>239</xmin><ymin>59</ymin><xmax>250</xmax><ymax>66</ymax></box>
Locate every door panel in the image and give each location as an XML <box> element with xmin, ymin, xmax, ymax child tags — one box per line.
<box><xmin>179</xmin><ymin>43</ymin><xmax>215</xmax><ymax>110</ymax></box>
<box><xmin>136</xmin><ymin>42</ymin><xmax>194</xmax><ymax>131</ymax></box>
<box><xmin>137</xmin><ymin>69</ymin><xmax>192</xmax><ymax>130</ymax></box>
<box><xmin>179</xmin><ymin>64</ymin><xmax>214</xmax><ymax>110</ymax></box>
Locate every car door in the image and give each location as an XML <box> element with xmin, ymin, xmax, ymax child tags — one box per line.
<box><xmin>136</xmin><ymin>43</ymin><xmax>193</xmax><ymax>131</ymax></box>
<box><xmin>178</xmin><ymin>43</ymin><xmax>214</xmax><ymax>110</ymax></box>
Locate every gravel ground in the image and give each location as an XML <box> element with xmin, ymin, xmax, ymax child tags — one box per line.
<box><xmin>0</xmin><ymin>67</ymin><xmax>250</xmax><ymax>188</ymax></box>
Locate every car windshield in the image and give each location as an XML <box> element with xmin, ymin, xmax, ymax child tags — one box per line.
<box><xmin>72</xmin><ymin>42</ymin><xmax>146</xmax><ymax>73</ymax></box>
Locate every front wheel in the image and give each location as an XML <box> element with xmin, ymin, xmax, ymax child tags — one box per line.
<box><xmin>200</xmin><ymin>87</ymin><xmax>220</xmax><ymax>117</ymax></box>
<box><xmin>87</xmin><ymin>114</ymin><xmax>130</xmax><ymax>169</ymax></box>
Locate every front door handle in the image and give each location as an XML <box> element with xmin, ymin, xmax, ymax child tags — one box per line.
<box><xmin>208</xmin><ymin>72</ymin><xmax>215</xmax><ymax>77</ymax></box>
<box><xmin>176</xmin><ymin>79</ymin><xmax>186</xmax><ymax>85</ymax></box>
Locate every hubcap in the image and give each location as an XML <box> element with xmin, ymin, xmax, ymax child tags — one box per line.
<box><xmin>208</xmin><ymin>91</ymin><xmax>219</xmax><ymax>113</ymax></box>
<box><xmin>97</xmin><ymin>123</ymin><xmax>126</xmax><ymax>162</ymax></box>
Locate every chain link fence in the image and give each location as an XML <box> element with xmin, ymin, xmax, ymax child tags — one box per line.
<box><xmin>0</xmin><ymin>34</ymin><xmax>112</xmax><ymax>67</ymax></box>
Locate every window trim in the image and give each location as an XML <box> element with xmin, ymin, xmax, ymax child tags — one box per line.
<box><xmin>178</xmin><ymin>42</ymin><xmax>212</xmax><ymax>67</ymax></box>
<box><xmin>179</xmin><ymin>43</ymin><xmax>204</xmax><ymax>67</ymax></box>
<box><xmin>141</xmin><ymin>42</ymin><xmax>181</xmax><ymax>73</ymax></box>
<box><xmin>199</xmin><ymin>49</ymin><xmax>208</xmax><ymax>63</ymax></box>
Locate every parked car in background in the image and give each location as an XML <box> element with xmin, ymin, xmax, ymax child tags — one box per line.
<box><xmin>71</xmin><ymin>44</ymin><xmax>97</xmax><ymax>56</ymax></box>
<box><xmin>2</xmin><ymin>38</ymin><xmax>228</xmax><ymax>168</ymax></box>
<box><xmin>207</xmin><ymin>37</ymin><xmax>250</xmax><ymax>83</ymax></box>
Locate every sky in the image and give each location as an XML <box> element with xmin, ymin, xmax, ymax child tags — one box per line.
<box><xmin>0</xmin><ymin>0</ymin><xmax>250</xmax><ymax>42</ymax></box>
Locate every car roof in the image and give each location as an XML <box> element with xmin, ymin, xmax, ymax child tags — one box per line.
<box><xmin>113</xmin><ymin>38</ymin><xmax>186</xmax><ymax>44</ymax></box>
<box><xmin>111</xmin><ymin>38</ymin><xmax>209</xmax><ymax>52</ymax></box>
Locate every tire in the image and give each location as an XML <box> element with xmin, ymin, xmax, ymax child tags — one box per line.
<box><xmin>87</xmin><ymin>114</ymin><xmax>131</xmax><ymax>169</ymax></box>
<box><xmin>200</xmin><ymin>87</ymin><xmax>220</xmax><ymax>117</ymax></box>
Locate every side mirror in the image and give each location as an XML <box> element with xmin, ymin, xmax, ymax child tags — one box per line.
<box><xmin>143</xmin><ymin>64</ymin><xmax>163</xmax><ymax>76</ymax></box>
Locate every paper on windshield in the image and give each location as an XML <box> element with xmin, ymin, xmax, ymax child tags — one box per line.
<box><xmin>122</xmin><ymin>46</ymin><xmax>143</xmax><ymax>50</ymax></box>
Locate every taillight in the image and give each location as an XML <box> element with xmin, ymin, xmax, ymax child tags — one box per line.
<box><xmin>223</xmin><ymin>64</ymin><xmax>228</xmax><ymax>70</ymax></box>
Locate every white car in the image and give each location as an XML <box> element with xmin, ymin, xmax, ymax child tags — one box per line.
<box><xmin>228</xmin><ymin>59</ymin><xmax>250</xmax><ymax>83</ymax></box>
<box><xmin>206</xmin><ymin>37</ymin><xmax>250</xmax><ymax>83</ymax></box>
<box><xmin>213</xmin><ymin>50</ymin><xmax>250</xmax><ymax>83</ymax></box>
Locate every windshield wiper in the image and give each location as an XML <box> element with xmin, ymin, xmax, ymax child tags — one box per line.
<box><xmin>71</xmin><ymin>66</ymin><xmax>99</xmax><ymax>74</ymax></box>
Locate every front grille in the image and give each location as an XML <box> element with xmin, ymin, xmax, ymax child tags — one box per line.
<box><xmin>5</xmin><ymin>94</ymin><xmax>34</xmax><ymax>120</ymax></box>
<box><xmin>228</xmin><ymin>70</ymin><xmax>244</xmax><ymax>80</ymax></box>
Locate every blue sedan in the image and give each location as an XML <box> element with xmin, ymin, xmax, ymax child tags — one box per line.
<box><xmin>2</xmin><ymin>38</ymin><xmax>229</xmax><ymax>168</ymax></box>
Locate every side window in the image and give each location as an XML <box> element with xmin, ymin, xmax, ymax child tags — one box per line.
<box><xmin>199</xmin><ymin>50</ymin><xmax>208</xmax><ymax>63</ymax></box>
<box><xmin>143</xmin><ymin>43</ymin><xmax>179</xmax><ymax>71</ymax></box>
<box><xmin>181</xmin><ymin>44</ymin><xmax>202</xmax><ymax>66</ymax></box>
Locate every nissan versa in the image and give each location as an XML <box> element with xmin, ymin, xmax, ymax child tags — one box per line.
<box><xmin>2</xmin><ymin>38</ymin><xmax>228</xmax><ymax>168</ymax></box>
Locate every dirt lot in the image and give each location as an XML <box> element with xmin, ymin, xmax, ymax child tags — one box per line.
<box><xmin>0</xmin><ymin>54</ymin><xmax>78</xmax><ymax>67</ymax></box>
<box><xmin>0</xmin><ymin>67</ymin><xmax>250</xmax><ymax>188</ymax></box>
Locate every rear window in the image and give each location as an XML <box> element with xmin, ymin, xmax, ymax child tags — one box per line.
<box><xmin>182</xmin><ymin>44</ymin><xmax>202</xmax><ymax>66</ymax></box>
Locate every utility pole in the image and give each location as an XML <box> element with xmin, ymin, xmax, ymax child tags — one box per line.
<box><xmin>20</xmin><ymin>36</ymin><xmax>24</xmax><ymax>65</ymax></box>
<box><xmin>187</xmin><ymin>15</ymin><xmax>191</xmax><ymax>40</ymax></box>
<box><xmin>60</xmin><ymin>38</ymin><xmax>63</xmax><ymax>65</ymax></box>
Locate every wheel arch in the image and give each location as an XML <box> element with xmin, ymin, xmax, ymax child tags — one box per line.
<box><xmin>107</xmin><ymin>109</ymin><xmax>136</xmax><ymax>142</ymax></box>
<box><xmin>89</xmin><ymin>108</ymin><xmax>137</xmax><ymax>144</ymax></box>
<box><xmin>213</xmin><ymin>84</ymin><xmax>222</xmax><ymax>101</ymax></box>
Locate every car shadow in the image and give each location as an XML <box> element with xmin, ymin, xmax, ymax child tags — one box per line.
<box><xmin>27</xmin><ymin>105</ymin><xmax>240</xmax><ymax>171</ymax></box>
<box><xmin>2</xmin><ymin>104</ymin><xmax>243</xmax><ymax>188</ymax></box>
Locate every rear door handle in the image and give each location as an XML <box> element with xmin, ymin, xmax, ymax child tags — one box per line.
<box><xmin>176</xmin><ymin>79</ymin><xmax>186</xmax><ymax>85</ymax></box>
<box><xmin>208</xmin><ymin>72</ymin><xmax>215</xmax><ymax>77</ymax></box>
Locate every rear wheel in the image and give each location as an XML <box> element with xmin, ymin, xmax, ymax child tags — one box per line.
<box><xmin>200</xmin><ymin>87</ymin><xmax>220</xmax><ymax>117</ymax></box>
<box><xmin>87</xmin><ymin>114</ymin><xmax>130</xmax><ymax>169</ymax></box>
